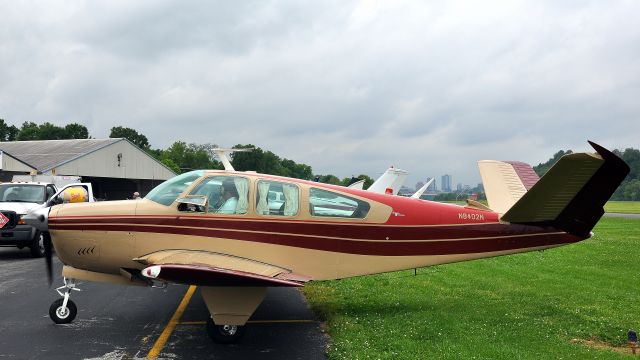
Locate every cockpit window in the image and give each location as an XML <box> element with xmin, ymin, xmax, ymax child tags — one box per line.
<box><xmin>189</xmin><ymin>176</ymin><xmax>249</xmax><ymax>214</ymax></box>
<box><xmin>309</xmin><ymin>188</ymin><xmax>370</xmax><ymax>218</ymax></box>
<box><xmin>0</xmin><ymin>185</ymin><xmax>46</xmax><ymax>204</ymax></box>
<box><xmin>145</xmin><ymin>170</ymin><xmax>204</xmax><ymax>206</ymax></box>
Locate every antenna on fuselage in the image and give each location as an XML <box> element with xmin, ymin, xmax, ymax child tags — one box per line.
<box><xmin>211</xmin><ymin>147</ymin><xmax>254</xmax><ymax>171</ymax></box>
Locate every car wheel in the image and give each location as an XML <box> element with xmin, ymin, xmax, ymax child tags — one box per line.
<box><xmin>30</xmin><ymin>232</ymin><xmax>45</xmax><ymax>258</ymax></box>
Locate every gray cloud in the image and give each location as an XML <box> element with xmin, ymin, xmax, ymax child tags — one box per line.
<box><xmin>1</xmin><ymin>0</ymin><xmax>638</xmax><ymax>186</ymax></box>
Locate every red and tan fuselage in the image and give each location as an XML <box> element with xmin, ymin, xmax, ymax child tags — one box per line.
<box><xmin>47</xmin><ymin>171</ymin><xmax>584</xmax><ymax>281</ymax></box>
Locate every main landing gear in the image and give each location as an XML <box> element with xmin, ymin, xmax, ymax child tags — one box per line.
<box><xmin>49</xmin><ymin>278</ymin><xmax>80</xmax><ymax>324</ymax></box>
<box><xmin>206</xmin><ymin>318</ymin><xmax>246</xmax><ymax>344</ymax></box>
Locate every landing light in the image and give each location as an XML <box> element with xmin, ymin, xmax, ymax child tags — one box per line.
<box><xmin>143</xmin><ymin>266</ymin><xmax>162</xmax><ymax>279</ymax></box>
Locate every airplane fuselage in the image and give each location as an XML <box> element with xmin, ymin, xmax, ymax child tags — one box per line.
<box><xmin>47</xmin><ymin>171</ymin><xmax>584</xmax><ymax>282</ymax></box>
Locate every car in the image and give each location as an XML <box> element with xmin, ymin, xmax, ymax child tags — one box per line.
<box><xmin>0</xmin><ymin>179</ymin><xmax>93</xmax><ymax>257</ymax></box>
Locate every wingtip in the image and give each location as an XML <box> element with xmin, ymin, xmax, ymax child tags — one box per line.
<box><xmin>587</xmin><ymin>140</ymin><xmax>630</xmax><ymax>173</ymax></box>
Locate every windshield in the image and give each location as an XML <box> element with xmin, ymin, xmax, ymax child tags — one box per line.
<box><xmin>0</xmin><ymin>184</ymin><xmax>46</xmax><ymax>204</ymax></box>
<box><xmin>145</xmin><ymin>170</ymin><xmax>204</xmax><ymax>206</ymax></box>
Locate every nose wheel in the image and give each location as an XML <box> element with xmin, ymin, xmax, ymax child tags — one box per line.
<box><xmin>49</xmin><ymin>278</ymin><xmax>80</xmax><ymax>324</ymax></box>
<box><xmin>49</xmin><ymin>298</ymin><xmax>77</xmax><ymax>324</ymax></box>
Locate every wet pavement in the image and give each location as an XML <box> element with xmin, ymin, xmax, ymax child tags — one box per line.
<box><xmin>0</xmin><ymin>247</ymin><xmax>327</xmax><ymax>359</ymax></box>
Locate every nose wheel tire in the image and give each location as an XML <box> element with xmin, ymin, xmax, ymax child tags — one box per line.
<box><xmin>49</xmin><ymin>298</ymin><xmax>77</xmax><ymax>324</ymax></box>
<box><xmin>206</xmin><ymin>318</ymin><xmax>246</xmax><ymax>344</ymax></box>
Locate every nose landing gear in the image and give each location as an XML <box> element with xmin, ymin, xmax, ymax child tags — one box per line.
<box><xmin>49</xmin><ymin>278</ymin><xmax>80</xmax><ymax>324</ymax></box>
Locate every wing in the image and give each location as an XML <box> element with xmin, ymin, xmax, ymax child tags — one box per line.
<box><xmin>134</xmin><ymin>250</ymin><xmax>311</xmax><ymax>287</ymax></box>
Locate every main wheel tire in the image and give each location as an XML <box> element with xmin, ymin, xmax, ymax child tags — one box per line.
<box><xmin>49</xmin><ymin>298</ymin><xmax>77</xmax><ymax>324</ymax></box>
<box><xmin>206</xmin><ymin>318</ymin><xmax>246</xmax><ymax>344</ymax></box>
<box><xmin>30</xmin><ymin>232</ymin><xmax>45</xmax><ymax>258</ymax></box>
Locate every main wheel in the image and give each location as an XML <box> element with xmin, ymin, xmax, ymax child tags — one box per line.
<box><xmin>30</xmin><ymin>232</ymin><xmax>45</xmax><ymax>258</ymax></box>
<box><xmin>49</xmin><ymin>298</ymin><xmax>77</xmax><ymax>324</ymax></box>
<box><xmin>206</xmin><ymin>318</ymin><xmax>246</xmax><ymax>344</ymax></box>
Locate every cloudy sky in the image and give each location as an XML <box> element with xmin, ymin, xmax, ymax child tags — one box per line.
<box><xmin>1</xmin><ymin>1</ymin><xmax>638</xmax><ymax>187</ymax></box>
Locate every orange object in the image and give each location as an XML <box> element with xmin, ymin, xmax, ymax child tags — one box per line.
<box><xmin>62</xmin><ymin>187</ymin><xmax>88</xmax><ymax>203</ymax></box>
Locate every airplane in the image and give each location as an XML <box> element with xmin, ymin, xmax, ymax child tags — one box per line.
<box><xmin>366</xmin><ymin>166</ymin><xmax>409</xmax><ymax>194</ymax></box>
<box><xmin>347</xmin><ymin>166</ymin><xmax>409</xmax><ymax>194</ymax></box>
<box><xmin>25</xmin><ymin>141</ymin><xmax>628</xmax><ymax>344</ymax></box>
<box><xmin>411</xmin><ymin>178</ymin><xmax>435</xmax><ymax>199</ymax></box>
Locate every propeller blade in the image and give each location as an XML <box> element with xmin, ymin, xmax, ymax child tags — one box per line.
<box><xmin>44</xmin><ymin>232</ymin><xmax>53</xmax><ymax>286</ymax></box>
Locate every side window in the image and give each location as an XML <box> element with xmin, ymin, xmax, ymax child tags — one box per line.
<box><xmin>309</xmin><ymin>188</ymin><xmax>370</xmax><ymax>219</ymax></box>
<box><xmin>189</xmin><ymin>176</ymin><xmax>249</xmax><ymax>214</ymax></box>
<box><xmin>256</xmin><ymin>180</ymin><xmax>299</xmax><ymax>216</ymax></box>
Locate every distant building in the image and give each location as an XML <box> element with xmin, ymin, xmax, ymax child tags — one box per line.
<box><xmin>415</xmin><ymin>181</ymin><xmax>424</xmax><ymax>191</ymax></box>
<box><xmin>398</xmin><ymin>186</ymin><xmax>413</xmax><ymax>196</ymax></box>
<box><xmin>0</xmin><ymin>138</ymin><xmax>176</xmax><ymax>200</ymax></box>
<box><xmin>456</xmin><ymin>183</ymin><xmax>463</xmax><ymax>191</ymax></box>
<box><xmin>441</xmin><ymin>174</ymin><xmax>452</xmax><ymax>192</ymax></box>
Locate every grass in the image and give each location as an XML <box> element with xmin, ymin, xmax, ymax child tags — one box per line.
<box><xmin>302</xmin><ymin>217</ymin><xmax>640</xmax><ymax>359</ymax></box>
<box><xmin>605</xmin><ymin>201</ymin><xmax>640</xmax><ymax>214</ymax></box>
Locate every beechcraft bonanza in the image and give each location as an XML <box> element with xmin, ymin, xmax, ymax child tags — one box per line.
<box><xmin>25</xmin><ymin>141</ymin><xmax>628</xmax><ymax>343</ymax></box>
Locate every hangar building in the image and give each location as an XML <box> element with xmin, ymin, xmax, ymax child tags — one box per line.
<box><xmin>0</xmin><ymin>138</ymin><xmax>176</xmax><ymax>200</ymax></box>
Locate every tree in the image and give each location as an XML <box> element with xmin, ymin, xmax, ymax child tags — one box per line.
<box><xmin>281</xmin><ymin>159</ymin><xmax>313</xmax><ymax>180</ymax></box>
<box><xmin>354</xmin><ymin>174</ymin><xmax>374</xmax><ymax>189</ymax></box>
<box><xmin>317</xmin><ymin>174</ymin><xmax>341</xmax><ymax>185</ymax></box>
<box><xmin>533</xmin><ymin>150</ymin><xmax>573</xmax><ymax>177</ymax></box>
<box><xmin>536</xmin><ymin>146</ymin><xmax>640</xmax><ymax>200</ymax></box>
<box><xmin>64</xmin><ymin>123</ymin><xmax>89</xmax><ymax>139</ymax></box>
<box><xmin>15</xmin><ymin>121</ymin><xmax>90</xmax><ymax>140</ymax></box>
<box><xmin>0</xmin><ymin>119</ymin><xmax>18</xmax><ymax>141</ymax></box>
<box><xmin>620</xmin><ymin>179</ymin><xmax>640</xmax><ymax>201</ymax></box>
<box><xmin>231</xmin><ymin>144</ymin><xmax>282</xmax><ymax>174</ymax></box>
<box><xmin>614</xmin><ymin>148</ymin><xmax>640</xmax><ymax>182</ymax></box>
<box><xmin>161</xmin><ymin>141</ymin><xmax>221</xmax><ymax>172</ymax></box>
<box><xmin>110</xmin><ymin>126</ymin><xmax>150</xmax><ymax>149</ymax></box>
<box><xmin>17</xmin><ymin>122</ymin><xmax>40</xmax><ymax>140</ymax></box>
<box><xmin>37</xmin><ymin>122</ymin><xmax>67</xmax><ymax>139</ymax></box>
<box><xmin>161</xmin><ymin>158</ymin><xmax>181</xmax><ymax>174</ymax></box>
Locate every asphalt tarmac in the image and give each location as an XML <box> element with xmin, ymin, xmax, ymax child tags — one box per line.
<box><xmin>603</xmin><ymin>212</ymin><xmax>640</xmax><ymax>219</ymax></box>
<box><xmin>0</xmin><ymin>247</ymin><xmax>327</xmax><ymax>359</ymax></box>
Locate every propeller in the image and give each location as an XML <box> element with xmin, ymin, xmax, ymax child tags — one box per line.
<box><xmin>43</xmin><ymin>232</ymin><xmax>53</xmax><ymax>286</ymax></box>
<box><xmin>22</xmin><ymin>206</ymin><xmax>52</xmax><ymax>285</ymax></box>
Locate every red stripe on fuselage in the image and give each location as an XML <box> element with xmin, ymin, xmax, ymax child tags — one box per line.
<box><xmin>49</xmin><ymin>216</ymin><xmax>582</xmax><ymax>256</ymax></box>
<box><xmin>49</xmin><ymin>216</ymin><xmax>559</xmax><ymax>240</ymax></box>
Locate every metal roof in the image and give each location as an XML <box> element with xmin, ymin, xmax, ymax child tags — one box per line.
<box><xmin>0</xmin><ymin>138</ymin><xmax>123</xmax><ymax>172</ymax></box>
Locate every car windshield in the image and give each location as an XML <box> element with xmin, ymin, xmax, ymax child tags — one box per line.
<box><xmin>145</xmin><ymin>170</ymin><xmax>204</xmax><ymax>206</ymax></box>
<box><xmin>0</xmin><ymin>184</ymin><xmax>46</xmax><ymax>204</ymax></box>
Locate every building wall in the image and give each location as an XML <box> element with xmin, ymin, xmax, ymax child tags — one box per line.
<box><xmin>0</xmin><ymin>152</ymin><xmax>35</xmax><ymax>173</ymax></box>
<box><xmin>48</xmin><ymin>140</ymin><xmax>175</xmax><ymax>180</ymax></box>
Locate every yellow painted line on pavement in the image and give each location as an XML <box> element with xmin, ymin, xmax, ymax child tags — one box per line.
<box><xmin>248</xmin><ymin>319</ymin><xmax>315</xmax><ymax>324</ymax></box>
<box><xmin>179</xmin><ymin>319</ymin><xmax>314</xmax><ymax>325</ymax></box>
<box><xmin>147</xmin><ymin>285</ymin><xmax>197</xmax><ymax>360</ymax></box>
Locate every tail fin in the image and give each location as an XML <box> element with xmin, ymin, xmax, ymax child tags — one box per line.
<box><xmin>368</xmin><ymin>167</ymin><xmax>409</xmax><ymax>195</ymax></box>
<box><xmin>501</xmin><ymin>141</ymin><xmax>629</xmax><ymax>237</ymax></box>
<box><xmin>478</xmin><ymin>160</ymin><xmax>540</xmax><ymax>214</ymax></box>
